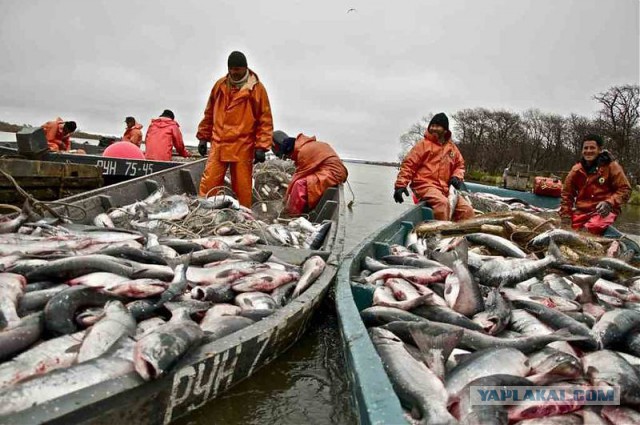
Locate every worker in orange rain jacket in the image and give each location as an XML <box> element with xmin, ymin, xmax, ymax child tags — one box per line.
<box><xmin>144</xmin><ymin>110</ymin><xmax>191</xmax><ymax>161</ymax></box>
<box><xmin>41</xmin><ymin>118</ymin><xmax>76</xmax><ymax>152</ymax></box>
<box><xmin>272</xmin><ymin>130</ymin><xmax>349</xmax><ymax>216</ymax></box>
<box><xmin>560</xmin><ymin>134</ymin><xmax>631</xmax><ymax>235</ymax></box>
<box><xmin>197</xmin><ymin>51</ymin><xmax>273</xmax><ymax>207</ymax></box>
<box><xmin>122</xmin><ymin>116</ymin><xmax>143</xmax><ymax>147</ymax></box>
<box><xmin>393</xmin><ymin>112</ymin><xmax>474</xmax><ymax>221</ymax></box>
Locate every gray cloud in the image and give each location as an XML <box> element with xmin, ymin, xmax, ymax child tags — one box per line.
<box><xmin>0</xmin><ymin>0</ymin><xmax>637</xmax><ymax>160</ymax></box>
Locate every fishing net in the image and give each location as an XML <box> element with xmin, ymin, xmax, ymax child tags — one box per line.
<box><xmin>251</xmin><ymin>159</ymin><xmax>295</xmax><ymax>222</ymax></box>
<box><xmin>251</xmin><ymin>199</ymin><xmax>286</xmax><ymax>224</ymax></box>
<box><xmin>252</xmin><ymin>159</ymin><xmax>294</xmax><ymax>201</ymax></box>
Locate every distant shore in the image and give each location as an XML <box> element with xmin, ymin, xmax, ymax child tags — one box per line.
<box><xmin>0</xmin><ymin>121</ymin><xmax>110</xmax><ymax>141</ymax></box>
<box><xmin>342</xmin><ymin>158</ymin><xmax>399</xmax><ymax>167</ymax></box>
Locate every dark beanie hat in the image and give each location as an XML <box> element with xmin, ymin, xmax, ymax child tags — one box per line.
<box><xmin>228</xmin><ymin>51</ymin><xmax>248</xmax><ymax>68</ymax></box>
<box><xmin>160</xmin><ymin>109</ymin><xmax>175</xmax><ymax>120</ymax></box>
<box><xmin>428</xmin><ymin>112</ymin><xmax>449</xmax><ymax>131</ymax></box>
<box><xmin>63</xmin><ymin>121</ymin><xmax>77</xmax><ymax>133</ymax></box>
<box><xmin>272</xmin><ymin>130</ymin><xmax>295</xmax><ymax>155</ymax></box>
<box><xmin>583</xmin><ymin>133</ymin><xmax>604</xmax><ymax>147</ymax></box>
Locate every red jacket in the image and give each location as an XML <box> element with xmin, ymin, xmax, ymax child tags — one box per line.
<box><xmin>196</xmin><ymin>70</ymin><xmax>273</xmax><ymax>162</ymax></box>
<box><xmin>123</xmin><ymin>123</ymin><xmax>143</xmax><ymax>147</ymax></box>
<box><xmin>287</xmin><ymin>134</ymin><xmax>348</xmax><ymax>210</ymax></box>
<box><xmin>560</xmin><ymin>152</ymin><xmax>631</xmax><ymax>217</ymax></box>
<box><xmin>395</xmin><ymin>131</ymin><xmax>466</xmax><ymax>199</ymax></box>
<box><xmin>41</xmin><ymin>118</ymin><xmax>70</xmax><ymax>151</ymax></box>
<box><xmin>144</xmin><ymin>117</ymin><xmax>189</xmax><ymax>161</ymax></box>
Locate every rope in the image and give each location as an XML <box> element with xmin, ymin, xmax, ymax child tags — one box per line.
<box><xmin>345</xmin><ymin>179</ymin><xmax>356</xmax><ymax>210</ymax></box>
<box><xmin>0</xmin><ymin>203</ymin><xmax>22</xmax><ymax>214</ymax></box>
<box><xmin>0</xmin><ymin>168</ymin><xmax>64</xmax><ymax>219</ymax></box>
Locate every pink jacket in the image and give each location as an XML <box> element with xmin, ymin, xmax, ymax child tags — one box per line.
<box><xmin>144</xmin><ymin>117</ymin><xmax>189</xmax><ymax>161</ymax></box>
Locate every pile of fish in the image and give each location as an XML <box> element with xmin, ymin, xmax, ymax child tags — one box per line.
<box><xmin>0</xmin><ymin>205</ymin><xmax>327</xmax><ymax>416</ymax></box>
<box><xmin>91</xmin><ymin>185</ymin><xmax>332</xmax><ymax>250</ymax></box>
<box><xmin>449</xmin><ymin>186</ymin><xmax>558</xmax><ymax>215</ymax></box>
<box><xmin>354</xmin><ymin>212</ymin><xmax>640</xmax><ymax>424</ymax></box>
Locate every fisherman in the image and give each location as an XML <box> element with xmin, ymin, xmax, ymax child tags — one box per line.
<box><xmin>144</xmin><ymin>109</ymin><xmax>191</xmax><ymax>161</ymax></box>
<box><xmin>197</xmin><ymin>51</ymin><xmax>273</xmax><ymax>207</ymax></box>
<box><xmin>272</xmin><ymin>130</ymin><xmax>348</xmax><ymax>216</ymax></box>
<box><xmin>393</xmin><ymin>112</ymin><xmax>474</xmax><ymax>221</ymax></box>
<box><xmin>560</xmin><ymin>134</ymin><xmax>631</xmax><ymax>235</ymax></box>
<box><xmin>41</xmin><ymin>118</ymin><xmax>77</xmax><ymax>152</ymax></box>
<box><xmin>122</xmin><ymin>116</ymin><xmax>143</xmax><ymax>147</ymax></box>
<box><xmin>502</xmin><ymin>166</ymin><xmax>510</xmax><ymax>188</ymax></box>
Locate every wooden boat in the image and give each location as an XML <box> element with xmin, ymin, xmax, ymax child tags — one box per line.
<box><xmin>335</xmin><ymin>183</ymin><xmax>639</xmax><ymax>424</ymax></box>
<box><xmin>1</xmin><ymin>127</ymin><xmax>192</xmax><ymax>186</ymax></box>
<box><xmin>0</xmin><ymin>140</ymin><xmax>106</xmax><ymax>155</ymax></box>
<box><xmin>0</xmin><ymin>158</ymin><xmax>102</xmax><ymax>206</ymax></box>
<box><xmin>0</xmin><ymin>142</ymin><xmax>187</xmax><ymax>186</ymax></box>
<box><xmin>2</xmin><ymin>158</ymin><xmax>346</xmax><ymax>425</ymax></box>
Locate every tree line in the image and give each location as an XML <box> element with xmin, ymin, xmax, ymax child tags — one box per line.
<box><xmin>398</xmin><ymin>85</ymin><xmax>640</xmax><ymax>185</ymax></box>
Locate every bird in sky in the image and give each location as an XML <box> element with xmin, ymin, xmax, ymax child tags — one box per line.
<box><xmin>347</xmin><ymin>8</ymin><xmax>357</xmax><ymax>13</ymax></box>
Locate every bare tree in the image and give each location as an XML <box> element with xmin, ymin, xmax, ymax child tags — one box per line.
<box><xmin>521</xmin><ymin>110</ymin><xmax>571</xmax><ymax>171</ymax></box>
<box><xmin>594</xmin><ymin>85</ymin><xmax>640</xmax><ymax>162</ymax></box>
<box><xmin>397</xmin><ymin>114</ymin><xmax>432</xmax><ymax>162</ymax></box>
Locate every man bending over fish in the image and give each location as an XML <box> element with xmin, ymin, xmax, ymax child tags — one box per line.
<box><xmin>392</xmin><ymin>112</ymin><xmax>474</xmax><ymax>221</ymax></box>
<box><xmin>560</xmin><ymin>133</ymin><xmax>631</xmax><ymax>235</ymax></box>
<box><xmin>272</xmin><ymin>130</ymin><xmax>348</xmax><ymax>216</ymax></box>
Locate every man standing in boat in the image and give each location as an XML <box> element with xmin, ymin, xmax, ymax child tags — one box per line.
<box><xmin>41</xmin><ymin>118</ymin><xmax>77</xmax><ymax>152</ymax></box>
<box><xmin>272</xmin><ymin>130</ymin><xmax>348</xmax><ymax>216</ymax></box>
<box><xmin>144</xmin><ymin>109</ymin><xmax>191</xmax><ymax>161</ymax></box>
<box><xmin>560</xmin><ymin>134</ymin><xmax>631</xmax><ymax>235</ymax></box>
<box><xmin>122</xmin><ymin>116</ymin><xmax>143</xmax><ymax>147</ymax></box>
<box><xmin>197</xmin><ymin>51</ymin><xmax>273</xmax><ymax>207</ymax></box>
<box><xmin>393</xmin><ymin>112</ymin><xmax>474</xmax><ymax>221</ymax></box>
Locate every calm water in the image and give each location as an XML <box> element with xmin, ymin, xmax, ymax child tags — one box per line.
<box><xmin>175</xmin><ymin>162</ymin><xmax>640</xmax><ymax>425</ymax></box>
<box><xmin>176</xmin><ymin>162</ymin><xmax>410</xmax><ymax>425</ymax></box>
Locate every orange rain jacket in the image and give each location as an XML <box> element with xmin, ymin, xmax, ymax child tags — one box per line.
<box><xmin>41</xmin><ymin>118</ymin><xmax>71</xmax><ymax>152</ymax></box>
<box><xmin>394</xmin><ymin>131</ymin><xmax>466</xmax><ymax>199</ymax></box>
<box><xmin>560</xmin><ymin>152</ymin><xmax>631</xmax><ymax>217</ymax></box>
<box><xmin>122</xmin><ymin>123</ymin><xmax>143</xmax><ymax>147</ymax></box>
<box><xmin>144</xmin><ymin>117</ymin><xmax>189</xmax><ymax>161</ymax></box>
<box><xmin>196</xmin><ymin>70</ymin><xmax>273</xmax><ymax>162</ymax></box>
<box><xmin>287</xmin><ymin>134</ymin><xmax>348</xmax><ymax>210</ymax></box>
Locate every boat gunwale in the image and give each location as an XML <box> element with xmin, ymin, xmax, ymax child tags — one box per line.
<box><xmin>1</xmin><ymin>159</ymin><xmax>347</xmax><ymax>424</ymax></box>
<box><xmin>336</xmin><ymin>206</ymin><xmax>432</xmax><ymax>424</ymax></box>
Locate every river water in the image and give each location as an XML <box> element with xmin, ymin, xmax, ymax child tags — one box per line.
<box><xmin>176</xmin><ymin>161</ymin><xmax>640</xmax><ymax>425</ymax></box>
<box><xmin>176</xmin><ymin>163</ymin><xmax>410</xmax><ymax>425</ymax></box>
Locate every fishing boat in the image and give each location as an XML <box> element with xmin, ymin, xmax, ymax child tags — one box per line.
<box><xmin>0</xmin><ymin>129</ymin><xmax>189</xmax><ymax>186</ymax></box>
<box><xmin>0</xmin><ymin>158</ymin><xmax>102</xmax><ymax>206</ymax></box>
<box><xmin>335</xmin><ymin>182</ymin><xmax>640</xmax><ymax>424</ymax></box>
<box><xmin>2</xmin><ymin>158</ymin><xmax>345</xmax><ymax>425</ymax></box>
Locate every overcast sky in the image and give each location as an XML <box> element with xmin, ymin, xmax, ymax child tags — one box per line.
<box><xmin>0</xmin><ymin>0</ymin><xmax>638</xmax><ymax>160</ymax></box>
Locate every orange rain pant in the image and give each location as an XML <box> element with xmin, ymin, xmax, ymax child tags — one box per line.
<box><xmin>419</xmin><ymin>187</ymin><xmax>475</xmax><ymax>221</ymax></box>
<box><xmin>199</xmin><ymin>158</ymin><xmax>253</xmax><ymax>207</ymax></box>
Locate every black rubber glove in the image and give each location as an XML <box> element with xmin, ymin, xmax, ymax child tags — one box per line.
<box><xmin>198</xmin><ymin>140</ymin><xmax>208</xmax><ymax>157</ymax></box>
<box><xmin>596</xmin><ymin>201</ymin><xmax>612</xmax><ymax>217</ymax></box>
<box><xmin>449</xmin><ymin>176</ymin><xmax>462</xmax><ymax>190</ymax></box>
<box><xmin>394</xmin><ymin>187</ymin><xmax>409</xmax><ymax>203</ymax></box>
<box><xmin>254</xmin><ymin>148</ymin><xmax>267</xmax><ymax>164</ymax></box>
